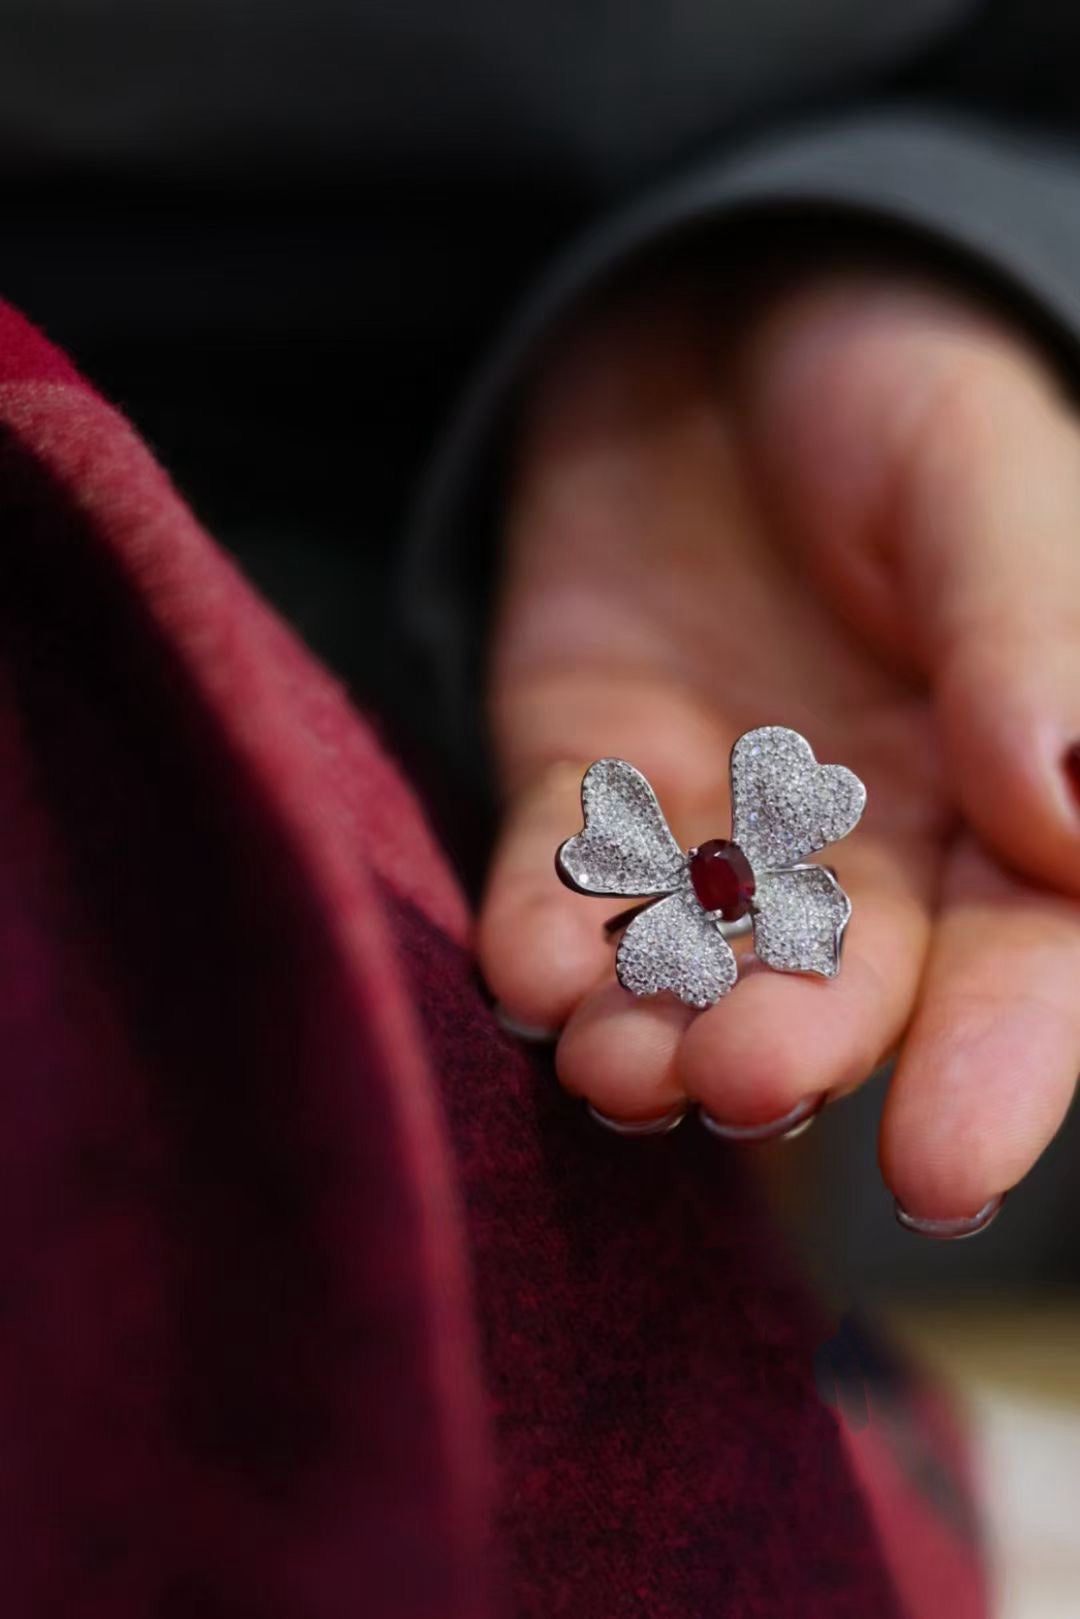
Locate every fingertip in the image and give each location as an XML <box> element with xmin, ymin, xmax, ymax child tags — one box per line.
<box><xmin>880</xmin><ymin>1114</ymin><xmax>1009</xmax><ymax>1229</ymax></box>
<box><xmin>678</xmin><ymin>972</ymin><xmax>845</xmax><ymax>1125</ymax></box>
<box><xmin>677</xmin><ymin>943</ymin><xmax>891</xmax><ymax>1127</ymax></box>
<box><xmin>879</xmin><ymin>987</ymin><xmax>1077</xmax><ymax>1221</ymax></box>
<box><xmin>556</xmin><ymin>981</ymin><xmax>690</xmax><ymax>1118</ymax></box>
<box><xmin>477</xmin><ymin>890</ymin><xmax>609</xmax><ymax>1032</ymax></box>
<box><xmin>479</xmin><ymin>760</ymin><xmax>613</xmax><ymax>1030</ymax></box>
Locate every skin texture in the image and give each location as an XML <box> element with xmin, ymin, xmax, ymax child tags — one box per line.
<box><xmin>479</xmin><ymin>264</ymin><xmax>1080</xmax><ymax>1221</ymax></box>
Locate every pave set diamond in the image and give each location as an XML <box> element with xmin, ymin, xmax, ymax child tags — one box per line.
<box><xmin>730</xmin><ymin>726</ymin><xmax>867</xmax><ymax>872</ymax></box>
<box><xmin>560</xmin><ymin>757</ymin><xmax>684</xmax><ymax>896</ymax></box>
<box><xmin>615</xmin><ymin>884</ymin><xmax>739</xmax><ymax>1008</ymax></box>
<box><xmin>557</xmin><ymin>727</ymin><xmax>866</xmax><ymax>1008</ymax></box>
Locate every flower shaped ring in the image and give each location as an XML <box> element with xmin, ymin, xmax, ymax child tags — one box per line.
<box><xmin>556</xmin><ymin>726</ymin><xmax>867</xmax><ymax>1009</ymax></box>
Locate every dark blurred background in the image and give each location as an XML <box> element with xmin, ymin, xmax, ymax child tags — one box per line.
<box><xmin>0</xmin><ymin>168</ymin><xmax>570</xmax><ymax>720</ymax></box>
<box><xmin>0</xmin><ymin>0</ymin><xmax>1064</xmax><ymax>724</ymax></box>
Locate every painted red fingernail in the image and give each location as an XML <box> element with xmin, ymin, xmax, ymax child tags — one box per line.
<box><xmin>1066</xmin><ymin>741</ymin><xmax>1080</xmax><ymax>807</ymax></box>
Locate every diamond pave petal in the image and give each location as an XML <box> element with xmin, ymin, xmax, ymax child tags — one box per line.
<box><xmin>616</xmin><ymin>888</ymin><xmax>738</xmax><ymax>1008</ymax></box>
<box><xmin>731</xmin><ymin>726</ymin><xmax>866</xmax><ymax>871</ymax></box>
<box><xmin>557</xmin><ymin>758</ymin><xmax>684</xmax><ymax>897</ymax></box>
<box><xmin>752</xmin><ymin>866</ymin><xmax>851</xmax><ymax>978</ymax></box>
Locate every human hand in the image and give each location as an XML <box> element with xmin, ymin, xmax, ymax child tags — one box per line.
<box><xmin>479</xmin><ymin>261</ymin><xmax>1080</xmax><ymax>1225</ymax></box>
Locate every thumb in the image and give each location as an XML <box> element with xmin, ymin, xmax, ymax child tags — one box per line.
<box><xmin>737</xmin><ymin>269</ymin><xmax>1080</xmax><ymax>895</ymax></box>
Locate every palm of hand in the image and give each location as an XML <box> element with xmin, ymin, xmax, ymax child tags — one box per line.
<box><xmin>480</xmin><ymin>267</ymin><xmax>1080</xmax><ymax>1222</ymax></box>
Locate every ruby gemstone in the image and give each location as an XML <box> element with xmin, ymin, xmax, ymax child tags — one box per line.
<box><xmin>689</xmin><ymin>839</ymin><xmax>755</xmax><ymax>921</ymax></box>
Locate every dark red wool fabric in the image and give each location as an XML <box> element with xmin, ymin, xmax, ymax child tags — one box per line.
<box><xmin>0</xmin><ymin>299</ymin><xmax>987</xmax><ymax>1617</ymax></box>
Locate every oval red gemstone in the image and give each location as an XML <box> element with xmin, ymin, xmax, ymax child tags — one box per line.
<box><xmin>689</xmin><ymin>839</ymin><xmax>755</xmax><ymax>920</ymax></box>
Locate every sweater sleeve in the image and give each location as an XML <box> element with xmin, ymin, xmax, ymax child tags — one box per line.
<box><xmin>402</xmin><ymin>109</ymin><xmax>1080</xmax><ymax>778</ymax></box>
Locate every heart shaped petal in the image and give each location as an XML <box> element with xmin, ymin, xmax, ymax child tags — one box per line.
<box><xmin>557</xmin><ymin>758</ymin><xmax>684</xmax><ymax>897</ymax></box>
<box><xmin>616</xmin><ymin>889</ymin><xmax>737</xmax><ymax>1008</ymax></box>
<box><xmin>731</xmin><ymin>726</ymin><xmax>866</xmax><ymax>871</ymax></box>
<box><xmin>751</xmin><ymin>865</ymin><xmax>852</xmax><ymax>978</ymax></box>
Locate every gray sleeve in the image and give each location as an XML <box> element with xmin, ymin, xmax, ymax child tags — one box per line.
<box><xmin>403</xmin><ymin>109</ymin><xmax>1080</xmax><ymax>772</ymax></box>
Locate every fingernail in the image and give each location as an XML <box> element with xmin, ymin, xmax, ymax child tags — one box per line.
<box><xmin>699</xmin><ymin>1092</ymin><xmax>825</xmax><ymax>1143</ymax></box>
<box><xmin>1065</xmin><ymin>741</ymin><xmax>1080</xmax><ymax>808</ymax></box>
<box><xmin>493</xmin><ymin>1002</ymin><xmax>559</xmax><ymax>1043</ymax></box>
<box><xmin>587</xmin><ymin>1102</ymin><xmax>688</xmax><ymax>1136</ymax></box>
<box><xmin>894</xmin><ymin>1193</ymin><xmax>1006</xmax><ymax>1241</ymax></box>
